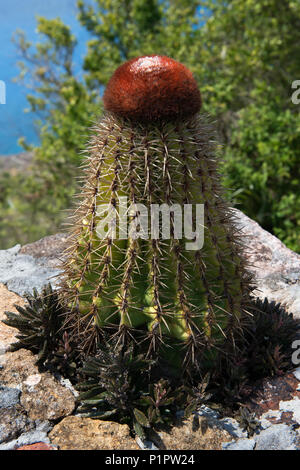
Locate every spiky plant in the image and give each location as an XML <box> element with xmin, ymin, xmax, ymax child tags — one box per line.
<box><xmin>60</xmin><ymin>55</ymin><xmax>256</xmax><ymax>376</ymax></box>
<box><xmin>76</xmin><ymin>339</ymin><xmax>184</xmax><ymax>439</ymax></box>
<box><xmin>211</xmin><ymin>296</ymin><xmax>300</xmax><ymax>408</ymax></box>
<box><xmin>240</xmin><ymin>297</ymin><xmax>300</xmax><ymax>379</ymax></box>
<box><xmin>234</xmin><ymin>406</ymin><xmax>260</xmax><ymax>437</ymax></box>
<box><xmin>2</xmin><ymin>284</ymin><xmax>78</xmax><ymax>376</ymax></box>
<box><xmin>2</xmin><ymin>284</ymin><xmax>62</xmax><ymax>364</ymax></box>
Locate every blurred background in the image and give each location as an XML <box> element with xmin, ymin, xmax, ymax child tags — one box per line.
<box><xmin>0</xmin><ymin>0</ymin><xmax>299</xmax><ymax>252</ymax></box>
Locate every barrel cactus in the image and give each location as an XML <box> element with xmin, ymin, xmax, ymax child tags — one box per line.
<box><xmin>59</xmin><ymin>55</ymin><xmax>256</xmax><ymax>375</ymax></box>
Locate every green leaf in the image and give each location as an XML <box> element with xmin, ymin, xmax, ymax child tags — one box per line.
<box><xmin>133</xmin><ymin>408</ymin><xmax>150</xmax><ymax>428</ymax></box>
<box><xmin>133</xmin><ymin>420</ymin><xmax>146</xmax><ymax>441</ymax></box>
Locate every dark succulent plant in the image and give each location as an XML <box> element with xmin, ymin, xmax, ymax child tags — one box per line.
<box><xmin>3</xmin><ymin>284</ymin><xmax>62</xmax><ymax>364</ymax></box>
<box><xmin>77</xmin><ymin>341</ymin><xmax>153</xmax><ymax>419</ymax></box>
<box><xmin>234</xmin><ymin>406</ymin><xmax>261</xmax><ymax>437</ymax></box>
<box><xmin>241</xmin><ymin>297</ymin><xmax>300</xmax><ymax>379</ymax></box>
<box><xmin>203</xmin><ymin>297</ymin><xmax>300</xmax><ymax>409</ymax></box>
<box><xmin>77</xmin><ymin>337</ymin><xmax>185</xmax><ymax>439</ymax></box>
<box><xmin>46</xmin><ymin>329</ymin><xmax>79</xmax><ymax>380</ymax></box>
<box><xmin>193</xmin><ymin>300</ymin><xmax>299</xmax><ymax>411</ymax></box>
<box><xmin>184</xmin><ymin>373</ymin><xmax>213</xmax><ymax>418</ymax></box>
<box><xmin>2</xmin><ymin>284</ymin><xmax>78</xmax><ymax>376</ymax></box>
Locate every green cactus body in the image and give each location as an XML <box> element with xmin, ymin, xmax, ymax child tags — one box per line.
<box><xmin>61</xmin><ymin>56</ymin><xmax>254</xmax><ymax>370</ymax></box>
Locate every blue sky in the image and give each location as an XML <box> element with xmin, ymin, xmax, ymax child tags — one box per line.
<box><xmin>0</xmin><ymin>0</ymin><xmax>91</xmax><ymax>154</ymax></box>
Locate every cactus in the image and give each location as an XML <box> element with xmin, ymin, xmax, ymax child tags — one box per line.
<box><xmin>59</xmin><ymin>55</ymin><xmax>256</xmax><ymax>374</ymax></box>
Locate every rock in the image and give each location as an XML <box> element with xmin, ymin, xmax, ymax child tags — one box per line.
<box><xmin>0</xmin><ymin>349</ymin><xmax>75</xmax><ymax>421</ymax></box>
<box><xmin>57</xmin><ymin>376</ymin><xmax>79</xmax><ymax>398</ymax></box>
<box><xmin>223</xmin><ymin>438</ymin><xmax>256</xmax><ymax>450</ymax></box>
<box><xmin>20</xmin><ymin>233</ymin><xmax>68</xmax><ymax>267</ymax></box>
<box><xmin>215</xmin><ymin>417</ymin><xmax>247</xmax><ymax>439</ymax></box>
<box><xmin>0</xmin><ymin>421</ymin><xmax>53</xmax><ymax>450</ymax></box>
<box><xmin>17</xmin><ymin>442</ymin><xmax>55</xmax><ymax>451</ymax></box>
<box><xmin>254</xmin><ymin>423</ymin><xmax>298</xmax><ymax>450</ymax></box>
<box><xmin>0</xmin><ymin>348</ymin><xmax>38</xmax><ymax>385</ymax></box>
<box><xmin>245</xmin><ymin>371</ymin><xmax>300</xmax><ymax>424</ymax></box>
<box><xmin>279</xmin><ymin>398</ymin><xmax>300</xmax><ymax>425</ymax></box>
<box><xmin>0</xmin><ymin>245</ymin><xmax>61</xmax><ymax>297</ymax></box>
<box><xmin>0</xmin><ymin>386</ymin><xmax>21</xmax><ymax>408</ymax></box>
<box><xmin>136</xmin><ymin>437</ymin><xmax>159</xmax><ymax>450</ymax></box>
<box><xmin>0</xmin><ymin>283</ymin><xmax>25</xmax><ymax>354</ymax></box>
<box><xmin>0</xmin><ymin>406</ymin><xmax>32</xmax><ymax>444</ymax></box>
<box><xmin>21</xmin><ymin>377</ymin><xmax>75</xmax><ymax>422</ymax></box>
<box><xmin>196</xmin><ymin>406</ymin><xmax>247</xmax><ymax>438</ymax></box>
<box><xmin>223</xmin><ymin>419</ymin><xmax>300</xmax><ymax>450</ymax></box>
<box><xmin>48</xmin><ymin>416</ymin><xmax>139</xmax><ymax>450</ymax></box>
<box><xmin>294</xmin><ymin>367</ymin><xmax>300</xmax><ymax>382</ymax></box>
<box><xmin>148</xmin><ymin>415</ymin><xmax>233</xmax><ymax>450</ymax></box>
<box><xmin>234</xmin><ymin>209</ymin><xmax>300</xmax><ymax>318</ymax></box>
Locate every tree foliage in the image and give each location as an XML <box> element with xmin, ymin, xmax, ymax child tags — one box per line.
<box><xmin>197</xmin><ymin>0</ymin><xmax>300</xmax><ymax>251</ymax></box>
<box><xmin>0</xmin><ymin>0</ymin><xmax>299</xmax><ymax>251</ymax></box>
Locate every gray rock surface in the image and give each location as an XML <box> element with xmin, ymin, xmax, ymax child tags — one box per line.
<box><xmin>293</xmin><ymin>367</ymin><xmax>300</xmax><ymax>382</ymax></box>
<box><xmin>234</xmin><ymin>209</ymin><xmax>300</xmax><ymax>318</ymax></box>
<box><xmin>0</xmin><ymin>386</ymin><xmax>20</xmax><ymax>409</ymax></box>
<box><xmin>0</xmin><ymin>244</ymin><xmax>61</xmax><ymax>296</ymax></box>
<box><xmin>196</xmin><ymin>406</ymin><xmax>247</xmax><ymax>439</ymax></box>
<box><xmin>136</xmin><ymin>437</ymin><xmax>159</xmax><ymax>450</ymax></box>
<box><xmin>279</xmin><ymin>398</ymin><xmax>300</xmax><ymax>425</ymax></box>
<box><xmin>0</xmin><ymin>348</ymin><xmax>75</xmax><ymax>447</ymax></box>
<box><xmin>223</xmin><ymin>438</ymin><xmax>256</xmax><ymax>450</ymax></box>
<box><xmin>0</xmin><ymin>406</ymin><xmax>32</xmax><ymax>444</ymax></box>
<box><xmin>254</xmin><ymin>423</ymin><xmax>298</xmax><ymax>450</ymax></box>
<box><xmin>222</xmin><ymin>411</ymin><xmax>300</xmax><ymax>450</ymax></box>
<box><xmin>0</xmin><ymin>421</ymin><xmax>53</xmax><ymax>450</ymax></box>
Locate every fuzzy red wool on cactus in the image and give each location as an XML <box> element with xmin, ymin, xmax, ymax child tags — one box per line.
<box><xmin>103</xmin><ymin>55</ymin><xmax>201</xmax><ymax>122</ymax></box>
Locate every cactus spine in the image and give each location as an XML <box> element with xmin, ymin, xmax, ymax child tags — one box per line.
<box><xmin>60</xmin><ymin>56</ymin><xmax>255</xmax><ymax>372</ymax></box>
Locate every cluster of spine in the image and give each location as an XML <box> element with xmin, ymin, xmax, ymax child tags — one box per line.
<box><xmin>60</xmin><ymin>110</ymin><xmax>255</xmax><ymax>371</ymax></box>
